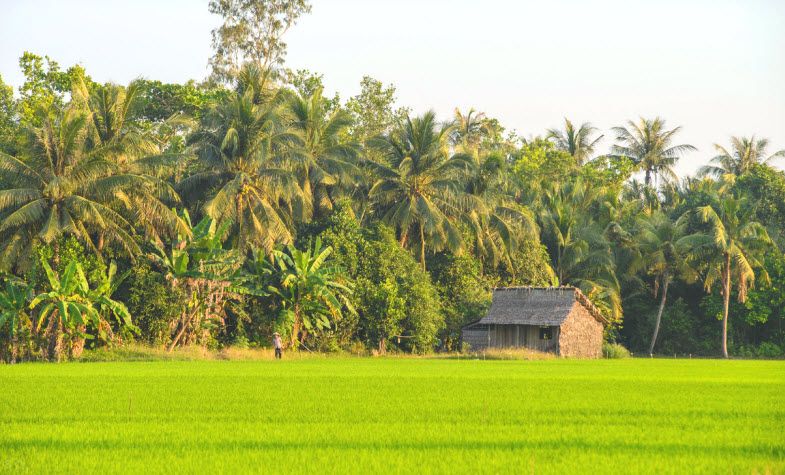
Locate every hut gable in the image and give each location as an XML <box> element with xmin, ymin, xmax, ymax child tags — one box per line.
<box><xmin>558</xmin><ymin>301</ymin><xmax>604</xmax><ymax>358</ymax></box>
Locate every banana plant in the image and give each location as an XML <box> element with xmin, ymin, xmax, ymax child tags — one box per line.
<box><xmin>150</xmin><ymin>209</ymin><xmax>241</xmax><ymax>281</ymax></box>
<box><xmin>268</xmin><ymin>237</ymin><xmax>355</xmax><ymax>347</ymax></box>
<box><xmin>92</xmin><ymin>261</ymin><xmax>135</xmax><ymax>342</ymax></box>
<box><xmin>149</xmin><ymin>209</ymin><xmax>243</xmax><ymax>351</ymax></box>
<box><xmin>30</xmin><ymin>258</ymin><xmax>134</xmax><ymax>361</ymax></box>
<box><xmin>233</xmin><ymin>249</ymin><xmax>273</xmax><ymax>299</ymax></box>
<box><xmin>0</xmin><ymin>278</ymin><xmax>32</xmax><ymax>363</ymax></box>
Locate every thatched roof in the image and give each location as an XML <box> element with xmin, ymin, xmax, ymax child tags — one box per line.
<box><xmin>469</xmin><ymin>287</ymin><xmax>606</xmax><ymax>327</ymax></box>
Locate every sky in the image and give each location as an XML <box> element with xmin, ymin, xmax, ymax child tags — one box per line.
<box><xmin>1</xmin><ymin>0</ymin><xmax>784</xmax><ymax>176</ymax></box>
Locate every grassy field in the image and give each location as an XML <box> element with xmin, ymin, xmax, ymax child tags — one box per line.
<box><xmin>0</xmin><ymin>358</ymin><xmax>783</xmax><ymax>474</ymax></box>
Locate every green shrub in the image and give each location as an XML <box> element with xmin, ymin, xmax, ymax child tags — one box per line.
<box><xmin>492</xmin><ymin>238</ymin><xmax>558</xmax><ymax>287</ymax></box>
<box><xmin>357</xmin><ymin>225</ymin><xmax>443</xmax><ymax>353</ymax></box>
<box><xmin>31</xmin><ymin>237</ymin><xmax>106</xmax><ymax>288</ymax></box>
<box><xmin>347</xmin><ymin>341</ymin><xmax>368</xmax><ymax>356</ymax></box>
<box><xmin>735</xmin><ymin>345</ymin><xmax>756</xmax><ymax>358</ymax></box>
<box><xmin>123</xmin><ymin>262</ymin><xmax>184</xmax><ymax>346</ymax></box>
<box><xmin>603</xmin><ymin>342</ymin><xmax>631</xmax><ymax>359</ymax></box>
<box><xmin>316</xmin><ymin>203</ymin><xmax>443</xmax><ymax>353</ymax></box>
<box><xmin>429</xmin><ymin>253</ymin><xmax>491</xmax><ymax>351</ymax></box>
<box><xmin>755</xmin><ymin>342</ymin><xmax>783</xmax><ymax>358</ymax></box>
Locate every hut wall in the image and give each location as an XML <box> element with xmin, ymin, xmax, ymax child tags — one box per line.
<box><xmin>462</xmin><ymin>325</ymin><xmax>490</xmax><ymax>350</ymax></box>
<box><xmin>464</xmin><ymin>325</ymin><xmax>558</xmax><ymax>352</ymax></box>
<box><xmin>558</xmin><ymin>302</ymin><xmax>603</xmax><ymax>358</ymax></box>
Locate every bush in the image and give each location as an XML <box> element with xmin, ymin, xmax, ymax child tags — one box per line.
<box><xmin>492</xmin><ymin>238</ymin><xmax>558</xmax><ymax>287</ymax></box>
<box><xmin>30</xmin><ymin>236</ymin><xmax>106</xmax><ymax>288</ymax></box>
<box><xmin>735</xmin><ymin>345</ymin><xmax>756</xmax><ymax>358</ymax></box>
<box><xmin>755</xmin><ymin>342</ymin><xmax>783</xmax><ymax>358</ymax></box>
<box><xmin>316</xmin><ymin>203</ymin><xmax>443</xmax><ymax>353</ymax></box>
<box><xmin>122</xmin><ymin>262</ymin><xmax>184</xmax><ymax>346</ymax></box>
<box><xmin>356</xmin><ymin>225</ymin><xmax>443</xmax><ymax>353</ymax></box>
<box><xmin>429</xmin><ymin>253</ymin><xmax>491</xmax><ymax>351</ymax></box>
<box><xmin>603</xmin><ymin>342</ymin><xmax>631</xmax><ymax>359</ymax></box>
<box><xmin>347</xmin><ymin>341</ymin><xmax>368</xmax><ymax>356</ymax></box>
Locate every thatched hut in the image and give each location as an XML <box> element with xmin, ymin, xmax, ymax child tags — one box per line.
<box><xmin>461</xmin><ymin>287</ymin><xmax>606</xmax><ymax>358</ymax></box>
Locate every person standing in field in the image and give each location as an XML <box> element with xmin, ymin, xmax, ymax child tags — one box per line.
<box><xmin>273</xmin><ymin>332</ymin><xmax>282</xmax><ymax>359</ymax></box>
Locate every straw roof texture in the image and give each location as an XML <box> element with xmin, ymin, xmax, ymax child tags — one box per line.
<box><xmin>473</xmin><ymin>287</ymin><xmax>606</xmax><ymax>326</ymax></box>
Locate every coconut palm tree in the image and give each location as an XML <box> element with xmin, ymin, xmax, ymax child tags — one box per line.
<box><xmin>622</xmin><ymin>179</ymin><xmax>661</xmax><ymax>216</ymax></box>
<box><xmin>612</xmin><ymin>117</ymin><xmax>696</xmax><ymax>185</ymax></box>
<box><xmin>183</xmin><ymin>75</ymin><xmax>303</xmax><ymax>254</ymax></box>
<box><xmin>699</xmin><ymin>136</ymin><xmax>785</xmax><ymax>178</ymax></box>
<box><xmin>81</xmin><ymin>80</ymin><xmax>156</xmax><ymax>154</ymax></box>
<box><xmin>450</xmin><ymin>109</ymin><xmax>535</xmax><ymax>268</ymax></box>
<box><xmin>696</xmin><ymin>192</ymin><xmax>774</xmax><ymax>358</ymax></box>
<box><xmin>537</xmin><ymin>178</ymin><xmax>599</xmax><ymax>282</ymax></box>
<box><xmin>547</xmin><ymin>118</ymin><xmax>603</xmax><ymax>165</ymax></box>
<box><xmin>536</xmin><ymin>179</ymin><xmax>621</xmax><ymax>321</ymax></box>
<box><xmin>461</xmin><ymin>150</ymin><xmax>537</xmax><ymax>270</ymax></box>
<box><xmin>78</xmin><ymin>80</ymin><xmax>188</xmax><ymax>245</ymax></box>
<box><xmin>368</xmin><ymin>111</ymin><xmax>472</xmax><ymax>268</ymax></box>
<box><xmin>286</xmin><ymin>87</ymin><xmax>359</xmax><ymax>220</ymax></box>
<box><xmin>0</xmin><ymin>103</ymin><xmax>141</xmax><ymax>269</ymax></box>
<box><xmin>635</xmin><ymin>211</ymin><xmax>704</xmax><ymax>354</ymax></box>
<box><xmin>452</xmin><ymin>108</ymin><xmax>489</xmax><ymax>155</ymax></box>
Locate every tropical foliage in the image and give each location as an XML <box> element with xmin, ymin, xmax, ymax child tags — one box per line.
<box><xmin>29</xmin><ymin>258</ymin><xmax>134</xmax><ymax>361</ymax></box>
<box><xmin>0</xmin><ymin>2</ymin><xmax>783</xmax><ymax>361</ymax></box>
<box><xmin>266</xmin><ymin>238</ymin><xmax>354</xmax><ymax>347</ymax></box>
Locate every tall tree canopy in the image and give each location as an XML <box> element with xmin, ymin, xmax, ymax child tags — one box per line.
<box><xmin>208</xmin><ymin>0</ymin><xmax>312</xmax><ymax>83</ymax></box>
<box><xmin>547</xmin><ymin>118</ymin><xmax>603</xmax><ymax>165</ymax></box>
<box><xmin>612</xmin><ymin>117</ymin><xmax>696</xmax><ymax>186</ymax></box>
<box><xmin>700</xmin><ymin>136</ymin><xmax>785</xmax><ymax>178</ymax></box>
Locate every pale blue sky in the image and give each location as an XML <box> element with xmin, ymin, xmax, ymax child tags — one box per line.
<box><xmin>1</xmin><ymin>0</ymin><xmax>783</xmax><ymax>175</ymax></box>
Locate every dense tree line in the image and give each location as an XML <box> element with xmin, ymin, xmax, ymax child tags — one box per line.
<box><xmin>1</xmin><ymin>2</ymin><xmax>784</xmax><ymax>361</ymax></box>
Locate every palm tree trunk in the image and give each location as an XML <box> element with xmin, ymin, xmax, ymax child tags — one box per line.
<box><xmin>303</xmin><ymin>169</ymin><xmax>315</xmax><ymax>221</ymax></box>
<box><xmin>644</xmin><ymin>169</ymin><xmax>652</xmax><ymax>186</ymax></box>
<box><xmin>399</xmin><ymin>228</ymin><xmax>408</xmax><ymax>248</ymax></box>
<box><xmin>290</xmin><ymin>320</ymin><xmax>300</xmax><ymax>349</ymax></box>
<box><xmin>52</xmin><ymin>241</ymin><xmax>60</xmax><ymax>266</ymax></box>
<box><xmin>648</xmin><ymin>272</ymin><xmax>669</xmax><ymax>356</ymax></box>
<box><xmin>236</xmin><ymin>198</ymin><xmax>244</xmax><ymax>251</ymax></box>
<box><xmin>721</xmin><ymin>253</ymin><xmax>731</xmax><ymax>358</ymax></box>
<box><xmin>419</xmin><ymin>222</ymin><xmax>426</xmax><ymax>270</ymax></box>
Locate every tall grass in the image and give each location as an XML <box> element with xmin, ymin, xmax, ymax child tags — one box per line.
<box><xmin>77</xmin><ymin>344</ymin><xmax>334</xmax><ymax>362</ymax></box>
<box><xmin>602</xmin><ymin>342</ymin><xmax>632</xmax><ymax>359</ymax></box>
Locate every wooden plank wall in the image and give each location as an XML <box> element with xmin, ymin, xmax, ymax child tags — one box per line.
<box><xmin>487</xmin><ymin>325</ymin><xmax>558</xmax><ymax>353</ymax></box>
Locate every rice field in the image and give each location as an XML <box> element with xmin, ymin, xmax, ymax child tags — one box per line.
<box><xmin>0</xmin><ymin>358</ymin><xmax>783</xmax><ymax>474</ymax></box>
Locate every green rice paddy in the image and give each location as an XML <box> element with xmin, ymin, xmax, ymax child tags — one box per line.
<box><xmin>1</xmin><ymin>358</ymin><xmax>783</xmax><ymax>474</ymax></box>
